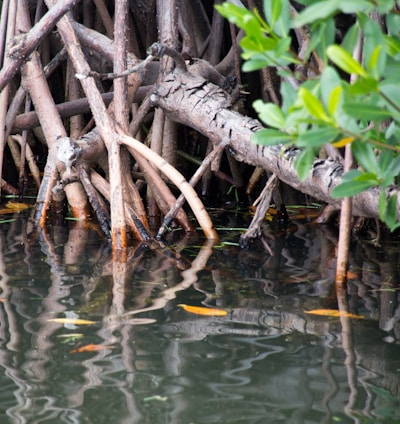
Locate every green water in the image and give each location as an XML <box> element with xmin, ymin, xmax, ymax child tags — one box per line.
<box><xmin>0</xmin><ymin>213</ymin><xmax>400</xmax><ymax>423</ymax></box>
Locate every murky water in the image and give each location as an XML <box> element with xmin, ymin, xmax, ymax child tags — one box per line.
<box><xmin>0</xmin><ymin>210</ymin><xmax>400</xmax><ymax>423</ymax></box>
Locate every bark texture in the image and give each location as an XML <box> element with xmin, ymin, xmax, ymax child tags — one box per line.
<box><xmin>151</xmin><ymin>68</ymin><xmax>381</xmax><ymax>219</ymax></box>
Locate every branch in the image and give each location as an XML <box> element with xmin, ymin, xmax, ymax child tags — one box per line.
<box><xmin>150</xmin><ymin>68</ymin><xmax>385</xmax><ymax>220</ymax></box>
<box><xmin>118</xmin><ymin>132</ymin><xmax>219</xmax><ymax>240</ymax></box>
<box><xmin>0</xmin><ymin>0</ymin><xmax>80</xmax><ymax>92</ymax></box>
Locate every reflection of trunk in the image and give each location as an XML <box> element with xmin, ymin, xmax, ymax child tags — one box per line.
<box><xmin>161</xmin><ymin>305</ymin><xmax>400</xmax><ymax>397</ymax></box>
<box><xmin>151</xmin><ymin>69</ymin><xmax>382</xmax><ymax>220</ymax></box>
<box><xmin>161</xmin><ymin>309</ymin><xmax>343</xmax><ymax>340</ymax></box>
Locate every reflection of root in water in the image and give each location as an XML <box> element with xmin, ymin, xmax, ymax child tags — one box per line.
<box><xmin>123</xmin><ymin>239</ymin><xmax>215</xmax><ymax>318</ymax></box>
<box><xmin>208</xmin><ymin>340</ymin><xmax>286</xmax><ymax>399</ymax></box>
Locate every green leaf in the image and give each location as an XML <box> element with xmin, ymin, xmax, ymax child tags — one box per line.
<box><xmin>347</xmin><ymin>77</ymin><xmax>379</xmax><ymax>95</ymax></box>
<box><xmin>362</xmin><ymin>19</ymin><xmax>386</xmax><ymax>79</ymax></box>
<box><xmin>340</xmin><ymin>169</ymin><xmax>363</xmax><ymax>181</ymax></box>
<box><xmin>339</xmin><ymin>169</ymin><xmax>378</xmax><ymax>185</ymax></box>
<box><xmin>264</xmin><ymin>0</ymin><xmax>281</xmax><ymax>28</ymax></box>
<box><xmin>320</xmin><ymin>66</ymin><xmax>342</xmax><ymax>113</ymax></box>
<box><xmin>240</xmin><ymin>35</ymin><xmax>277</xmax><ymax>54</ymax></box>
<box><xmin>385</xmin><ymin>154</ymin><xmax>400</xmax><ymax>184</ymax></box>
<box><xmin>275</xmin><ymin>37</ymin><xmax>292</xmax><ymax>57</ymax></box>
<box><xmin>386</xmin><ymin>13</ymin><xmax>400</xmax><ymax>38</ymax></box>
<box><xmin>252</xmin><ymin>7</ymin><xmax>271</xmax><ymax>31</ymax></box>
<box><xmin>382</xmin><ymin>60</ymin><xmax>400</xmax><ymax>80</ymax></box>
<box><xmin>377</xmin><ymin>0</ymin><xmax>396</xmax><ymax>14</ymax></box>
<box><xmin>384</xmin><ymin>35</ymin><xmax>400</xmax><ymax>58</ymax></box>
<box><xmin>336</xmin><ymin>114</ymin><xmax>360</xmax><ymax>134</ymax></box>
<box><xmin>367</xmin><ymin>45</ymin><xmax>386</xmax><ymax>79</ymax></box>
<box><xmin>281</xmin><ymin>81</ymin><xmax>297</xmax><ymax>114</ymax></box>
<box><xmin>296</xmin><ymin>127</ymin><xmax>339</xmax><ymax>148</ymax></box>
<box><xmin>385</xmin><ymin>121</ymin><xmax>400</xmax><ymax>143</ymax></box>
<box><xmin>378</xmin><ymin>148</ymin><xmax>394</xmax><ymax>177</ymax></box>
<box><xmin>378</xmin><ymin>192</ymin><xmax>400</xmax><ymax>231</ymax></box>
<box><xmin>294</xmin><ymin>148</ymin><xmax>315</xmax><ymax>180</ymax></box>
<box><xmin>378</xmin><ymin>83</ymin><xmax>400</xmax><ymax>119</ymax></box>
<box><xmin>242</xmin><ymin>58</ymin><xmax>270</xmax><ymax>72</ymax></box>
<box><xmin>351</xmin><ymin>140</ymin><xmax>379</xmax><ymax>174</ymax></box>
<box><xmin>298</xmin><ymin>88</ymin><xmax>331</xmax><ymax>123</ymax></box>
<box><xmin>353</xmin><ymin>172</ymin><xmax>380</xmax><ymax>184</ymax></box>
<box><xmin>337</xmin><ymin>0</ymin><xmax>373</xmax><ymax>13</ymax></box>
<box><xmin>285</xmin><ymin>108</ymin><xmax>309</xmax><ymax>134</ymax></box>
<box><xmin>252</xmin><ymin>129</ymin><xmax>294</xmax><ymax>146</ymax></box>
<box><xmin>215</xmin><ymin>4</ymin><xmax>254</xmax><ymax>29</ymax></box>
<box><xmin>341</xmin><ymin>23</ymin><xmax>361</xmax><ymax>55</ymax></box>
<box><xmin>253</xmin><ymin>100</ymin><xmax>286</xmax><ymax>129</ymax></box>
<box><xmin>342</xmin><ymin>102</ymin><xmax>393</xmax><ymax>121</ymax></box>
<box><xmin>292</xmin><ymin>0</ymin><xmax>339</xmax><ymax>28</ymax></box>
<box><xmin>332</xmin><ymin>180</ymin><xmax>376</xmax><ymax>198</ymax></box>
<box><xmin>327</xmin><ymin>86</ymin><xmax>343</xmax><ymax>116</ymax></box>
<box><xmin>332</xmin><ymin>169</ymin><xmax>379</xmax><ymax>198</ymax></box>
<box><xmin>379</xmin><ymin>191</ymin><xmax>387</xmax><ymax>221</ymax></box>
<box><xmin>314</xmin><ymin>18</ymin><xmax>336</xmax><ymax>63</ymax></box>
<box><xmin>264</xmin><ymin>0</ymin><xmax>291</xmax><ymax>37</ymax></box>
<box><xmin>378</xmin><ymin>149</ymin><xmax>400</xmax><ymax>187</ymax></box>
<box><xmin>327</xmin><ymin>45</ymin><xmax>368</xmax><ymax>77</ymax></box>
<box><xmin>295</xmin><ymin>0</ymin><xmax>317</xmax><ymax>5</ymax></box>
<box><xmin>383</xmin><ymin>194</ymin><xmax>400</xmax><ymax>231</ymax></box>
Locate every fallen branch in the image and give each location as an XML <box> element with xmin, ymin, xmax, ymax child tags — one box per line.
<box><xmin>150</xmin><ymin>68</ymin><xmax>385</xmax><ymax>220</ymax></box>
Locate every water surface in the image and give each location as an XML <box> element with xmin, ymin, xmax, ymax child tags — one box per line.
<box><xmin>0</xmin><ymin>212</ymin><xmax>399</xmax><ymax>423</ymax></box>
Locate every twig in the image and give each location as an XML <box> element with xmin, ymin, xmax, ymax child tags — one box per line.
<box><xmin>157</xmin><ymin>140</ymin><xmax>228</xmax><ymax>240</ymax></box>
<box><xmin>239</xmin><ymin>174</ymin><xmax>278</xmax><ymax>249</ymax></box>
<box><xmin>75</xmin><ymin>54</ymin><xmax>155</xmax><ymax>81</ymax></box>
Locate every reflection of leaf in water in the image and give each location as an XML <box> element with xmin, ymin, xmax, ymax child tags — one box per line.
<box><xmin>70</xmin><ymin>344</ymin><xmax>114</xmax><ymax>353</ymax></box>
<box><xmin>371</xmin><ymin>386</ymin><xmax>400</xmax><ymax>401</ymax></box>
<box><xmin>0</xmin><ymin>218</ymin><xmax>16</xmax><ymax>224</ymax></box>
<box><xmin>48</xmin><ymin>318</ymin><xmax>96</xmax><ymax>325</ymax></box>
<box><xmin>124</xmin><ymin>318</ymin><xmax>157</xmax><ymax>325</ymax></box>
<box><xmin>179</xmin><ymin>304</ymin><xmax>228</xmax><ymax>316</ymax></box>
<box><xmin>346</xmin><ymin>270</ymin><xmax>359</xmax><ymax>280</ymax></box>
<box><xmin>305</xmin><ymin>309</ymin><xmax>364</xmax><ymax>319</ymax></box>
<box><xmin>0</xmin><ymin>202</ymin><xmax>31</xmax><ymax>214</ymax></box>
<box><xmin>78</xmin><ymin>291</ymin><xmax>109</xmax><ymax>315</ymax></box>
<box><xmin>249</xmin><ymin>204</ymin><xmax>322</xmax><ymax>221</ymax></box>
<box><xmin>143</xmin><ymin>395</ymin><xmax>168</xmax><ymax>402</ymax></box>
<box><xmin>370</xmin><ymin>386</ymin><xmax>400</xmax><ymax>418</ymax></box>
<box><xmin>369</xmin><ymin>287</ymin><xmax>400</xmax><ymax>292</ymax></box>
<box><xmin>57</xmin><ymin>333</ymin><xmax>84</xmax><ymax>344</ymax></box>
